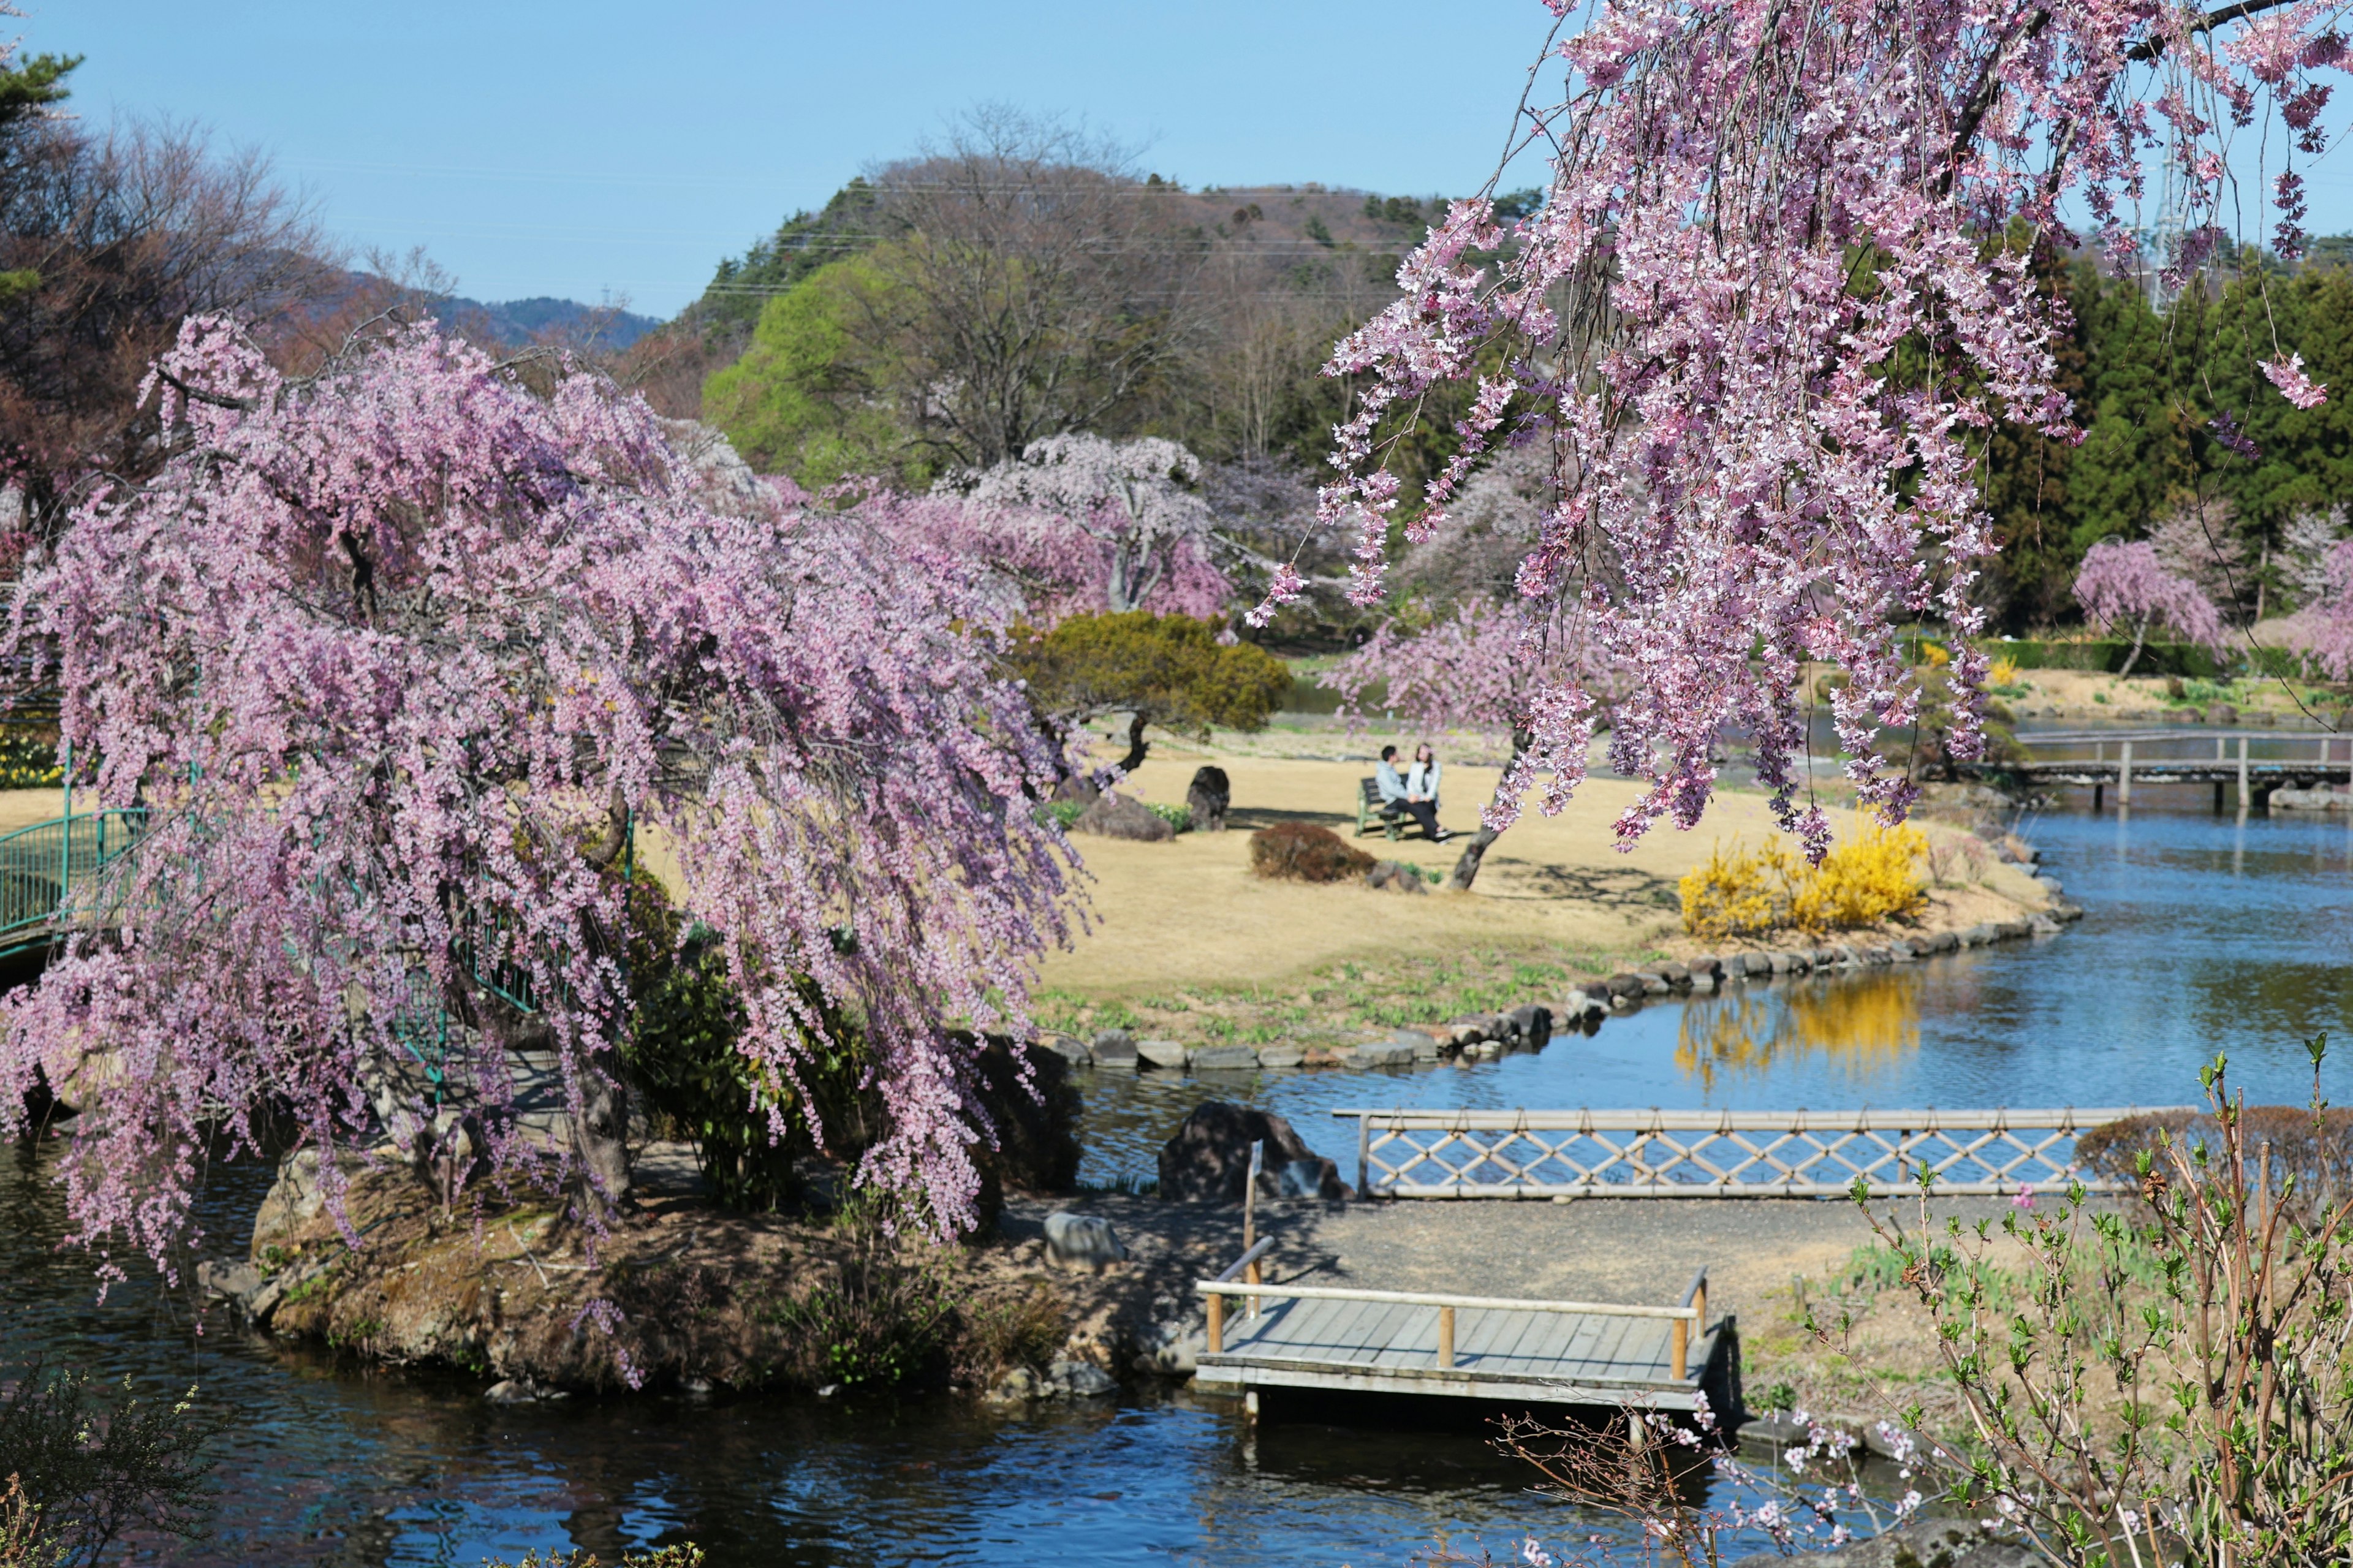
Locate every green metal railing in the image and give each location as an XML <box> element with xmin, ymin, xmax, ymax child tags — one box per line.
<box><xmin>0</xmin><ymin>808</ymin><xmax>150</xmax><ymax>956</ymax></box>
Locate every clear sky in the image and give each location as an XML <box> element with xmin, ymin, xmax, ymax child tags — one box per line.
<box><xmin>42</xmin><ymin>1</ymin><xmax>1563</xmax><ymax>319</ymax></box>
<box><xmin>37</xmin><ymin>3</ymin><xmax>2353</xmax><ymax>321</ymax></box>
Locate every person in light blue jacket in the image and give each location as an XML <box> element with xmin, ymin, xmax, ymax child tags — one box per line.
<box><xmin>1376</xmin><ymin>743</ymin><xmax>1447</xmax><ymax>841</ymax></box>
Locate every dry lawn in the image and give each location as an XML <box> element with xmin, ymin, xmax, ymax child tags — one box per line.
<box><xmin>1037</xmin><ymin>745</ymin><xmax>2051</xmax><ymax>1016</ymax></box>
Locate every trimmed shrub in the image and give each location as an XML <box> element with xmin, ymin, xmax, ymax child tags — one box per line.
<box><xmin>2075</xmin><ymin>1105</ymin><xmax>2353</xmax><ymax>1213</ymax></box>
<box><xmin>1249</xmin><ymin>821</ymin><xmax>1376</xmax><ymax>883</ymax></box>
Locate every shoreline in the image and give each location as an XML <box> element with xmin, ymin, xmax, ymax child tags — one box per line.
<box><xmin>203</xmin><ymin>890</ymin><xmax>2091</xmax><ymax>1403</ymax></box>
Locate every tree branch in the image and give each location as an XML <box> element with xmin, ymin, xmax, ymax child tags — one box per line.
<box><xmin>153</xmin><ymin>366</ymin><xmax>254</xmax><ymax>412</ymax></box>
<box><xmin>2127</xmin><ymin>0</ymin><xmax>2302</xmax><ymax>62</ymax></box>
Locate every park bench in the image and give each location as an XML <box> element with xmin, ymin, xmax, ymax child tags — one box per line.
<box><xmin>1355</xmin><ymin>776</ymin><xmax>1405</xmax><ymax>840</ymax></box>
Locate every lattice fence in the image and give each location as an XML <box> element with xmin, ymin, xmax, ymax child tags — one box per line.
<box><xmin>1334</xmin><ymin>1107</ymin><xmax>2188</xmax><ymax>1198</ymax></box>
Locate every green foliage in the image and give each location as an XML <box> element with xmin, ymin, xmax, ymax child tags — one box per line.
<box><xmin>1039</xmin><ymin>798</ymin><xmax>1190</xmax><ymax>833</ymax></box>
<box><xmin>702</xmin><ymin>252</ymin><xmax>921</xmax><ymax>488</ymax></box>
<box><xmin>691</xmin><ymin>178</ymin><xmax>880</xmax><ymax>335</ymax></box>
<box><xmin>0</xmin><ymin>50</ymin><xmax>77</xmax><ymax>131</ymax></box>
<box><xmin>620</xmin><ymin>874</ymin><xmax>875</xmax><ymax>1211</ymax></box>
<box><xmin>771</xmin><ymin>1203</ymin><xmax>957</xmax><ymax>1389</ymax></box>
<box><xmin>1010</xmin><ymin>611</ymin><xmax>1291</xmax><ymax>738</ymax></box>
<box><xmin>0</xmin><ymin>1362</ymin><xmax>217</xmax><ymax>1567</ymax></box>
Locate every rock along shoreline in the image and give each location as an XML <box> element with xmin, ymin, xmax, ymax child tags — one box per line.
<box><xmin>1050</xmin><ymin>903</ymin><xmax>2088</xmax><ymax>1076</ymax></box>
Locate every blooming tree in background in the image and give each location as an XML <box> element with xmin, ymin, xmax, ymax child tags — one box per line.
<box><xmin>2073</xmin><ymin>539</ymin><xmax>2229</xmax><ymax>675</ymax></box>
<box><xmin>952</xmin><ymin>433</ymin><xmax>1228</xmax><ymax>619</ymax></box>
<box><xmin>0</xmin><ymin>317</ymin><xmax>1078</xmax><ymax>1274</ymax></box>
<box><xmin>1252</xmin><ymin>0</ymin><xmax>2342</xmax><ymax>861</ymax></box>
<box><xmin>1324</xmin><ymin>596</ymin><xmax>1624</xmax><ymax>888</ymax></box>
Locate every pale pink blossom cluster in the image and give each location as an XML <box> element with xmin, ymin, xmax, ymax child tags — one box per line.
<box><xmin>0</xmin><ymin>317</ymin><xmax>1080</xmax><ymax>1271</ymax></box>
<box><xmin>1252</xmin><ymin>0</ymin><xmax>2349</xmax><ymax>860</ymax></box>
<box><xmin>934</xmin><ymin>433</ymin><xmax>1230</xmax><ymax>621</ymax></box>
<box><xmin>2073</xmin><ymin>538</ymin><xmax>2229</xmax><ymax>651</ymax></box>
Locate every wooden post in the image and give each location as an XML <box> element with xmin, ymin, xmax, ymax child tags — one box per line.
<box><xmin>1694</xmin><ymin>1278</ymin><xmax>1708</xmax><ymax>1333</ymax></box>
<box><xmin>1207</xmin><ymin>1291</ymin><xmax>1224</xmax><ymax>1355</ymax></box>
<box><xmin>1243</xmin><ymin>1140</ymin><xmax>1262</xmax><ymax>1318</ymax></box>
<box><xmin>2118</xmin><ymin>740</ymin><xmax>2132</xmax><ymax>808</ymax></box>
<box><xmin>1356</xmin><ymin>1116</ymin><xmax>1371</xmax><ymax>1197</ymax></box>
<box><xmin>1438</xmin><ymin>1305</ymin><xmax>1455</xmax><ymax>1369</ymax></box>
<box><xmin>2238</xmin><ymin>736</ymin><xmax>2251</xmax><ymax>811</ymax></box>
<box><xmin>2092</xmin><ymin>781</ymin><xmax>2104</xmax><ymax>812</ymax></box>
<box><xmin>1671</xmin><ymin>1316</ymin><xmax>1689</xmax><ymax>1381</ymax></box>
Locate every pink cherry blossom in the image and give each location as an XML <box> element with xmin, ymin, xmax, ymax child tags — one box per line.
<box><xmin>1249</xmin><ymin>0</ymin><xmax>2350</xmax><ymax>858</ymax></box>
<box><xmin>0</xmin><ymin>316</ymin><xmax>1080</xmax><ymax>1274</ymax></box>
<box><xmin>2264</xmin><ymin>351</ymin><xmax>2328</xmax><ymax>410</ymax></box>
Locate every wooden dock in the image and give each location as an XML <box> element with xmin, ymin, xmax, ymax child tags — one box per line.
<box><xmin>1194</xmin><ymin>1250</ymin><xmax>1726</xmax><ymax>1411</ymax></box>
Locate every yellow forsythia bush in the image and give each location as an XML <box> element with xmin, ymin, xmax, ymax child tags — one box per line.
<box><xmin>1680</xmin><ymin>823</ymin><xmax>1930</xmax><ymax>939</ymax></box>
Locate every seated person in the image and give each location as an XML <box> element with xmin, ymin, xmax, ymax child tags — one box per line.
<box><xmin>1376</xmin><ymin>743</ymin><xmax>1449</xmax><ymax>841</ymax></box>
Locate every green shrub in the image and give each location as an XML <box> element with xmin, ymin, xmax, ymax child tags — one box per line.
<box><xmin>1145</xmin><ymin>801</ymin><xmax>1192</xmax><ymax>832</ymax></box>
<box><xmin>620</xmin><ymin>874</ymin><xmax>877</xmax><ymax>1211</ymax></box>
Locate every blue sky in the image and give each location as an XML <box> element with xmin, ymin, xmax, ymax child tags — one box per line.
<box><xmin>39</xmin><ymin>3</ymin><xmax>2353</xmax><ymax>320</ymax></box>
<box><xmin>44</xmin><ymin>1</ymin><xmax>1562</xmax><ymax>318</ymax></box>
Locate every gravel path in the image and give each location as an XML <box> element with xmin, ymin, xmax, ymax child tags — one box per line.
<box><xmin>1006</xmin><ymin>1190</ymin><xmax>2031</xmax><ymax>1339</ymax></box>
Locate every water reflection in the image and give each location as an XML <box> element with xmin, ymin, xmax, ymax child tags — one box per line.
<box><xmin>1676</xmin><ymin>968</ymin><xmax>1923</xmax><ymax>1091</ymax></box>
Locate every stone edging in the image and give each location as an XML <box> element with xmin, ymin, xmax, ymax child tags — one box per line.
<box><xmin>1042</xmin><ymin>904</ymin><xmax>2085</xmax><ymax>1077</ymax></box>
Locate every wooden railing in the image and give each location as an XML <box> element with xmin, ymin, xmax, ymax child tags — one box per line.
<box><xmin>1335</xmin><ymin>1107</ymin><xmax>2186</xmax><ymax>1199</ymax></box>
<box><xmin>1196</xmin><ymin>1264</ymin><xmax>1711</xmax><ymax>1378</ymax></box>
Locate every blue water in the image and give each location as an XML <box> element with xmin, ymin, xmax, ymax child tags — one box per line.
<box><xmin>8</xmin><ymin>794</ymin><xmax>2347</xmax><ymax>1564</ymax></box>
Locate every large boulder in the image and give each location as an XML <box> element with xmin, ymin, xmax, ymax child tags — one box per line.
<box><xmin>1074</xmin><ymin>790</ymin><xmax>1174</xmax><ymax>842</ymax></box>
<box><xmin>1157</xmin><ymin>1101</ymin><xmax>1350</xmax><ymax>1203</ymax></box>
<box><xmin>968</xmin><ymin>1037</ymin><xmax>1082</xmax><ymax>1214</ymax></box>
<box><xmin>1186</xmin><ymin>765</ymin><xmax>1232</xmax><ymax>831</ymax></box>
<box><xmin>1042</xmin><ymin>1211</ymin><xmax>1127</xmax><ymax>1271</ymax></box>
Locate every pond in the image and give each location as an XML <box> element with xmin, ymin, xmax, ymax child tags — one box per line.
<box><xmin>7</xmin><ymin>792</ymin><xmax>2350</xmax><ymax>1565</ymax></box>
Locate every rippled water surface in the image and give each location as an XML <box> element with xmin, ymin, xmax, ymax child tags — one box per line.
<box><xmin>8</xmin><ymin>794</ymin><xmax>2351</xmax><ymax>1563</ymax></box>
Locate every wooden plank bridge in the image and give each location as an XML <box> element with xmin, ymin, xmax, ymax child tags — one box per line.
<box><xmin>1958</xmin><ymin>728</ymin><xmax>2353</xmax><ymax>810</ymax></box>
<box><xmin>1195</xmin><ymin>1243</ymin><xmax>1726</xmax><ymax>1411</ymax></box>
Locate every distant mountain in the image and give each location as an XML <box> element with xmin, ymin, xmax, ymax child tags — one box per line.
<box><xmin>434</xmin><ymin>294</ymin><xmax>662</xmax><ymax>350</ymax></box>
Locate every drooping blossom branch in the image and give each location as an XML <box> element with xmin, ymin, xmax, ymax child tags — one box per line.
<box><xmin>1254</xmin><ymin>0</ymin><xmax>2349</xmax><ymax>861</ymax></box>
<box><xmin>0</xmin><ymin>317</ymin><xmax>1079</xmax><ymax>1278</ymax></box>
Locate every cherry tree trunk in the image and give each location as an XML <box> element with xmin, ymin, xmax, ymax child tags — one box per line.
<box><xmin>1444</xmin><ymin>729</ymin><xmax>1532</xmax><ymax>893</ymax></box>
<box><xmin>1118</xmin><ymin>711</ymin><xmax>1151</xmax><ymax>775</ymax></box>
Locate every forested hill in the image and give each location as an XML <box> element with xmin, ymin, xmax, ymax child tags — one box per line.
<box><xmin>431</xmin><ymin>293</ymin><xmax>661</xmax><ymax>350</ymax></box>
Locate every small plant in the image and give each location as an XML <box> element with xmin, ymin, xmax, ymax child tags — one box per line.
<box><xmin>1851</xmin><ymin>1040</ymin><xmax>2353</xmax><ymax>1567</ymax></box>
<box><xmin>952</xmin><ymin>1287</ymin><xmax>1068</xmax><ymax>1387</ymax></box>
<box><xmin>775</xmin><ymin>1237</ymin><xmax>956</xmax><ymax>1390</ymax></box>
<box><xmin>1144</xmin><ymin>801</ymin><xmax>1193</xmax><ymax>833</ymax></box>
<box><xmin>1248</xmin><ymin>820</ymin><xmax>1376</xmax><ymax>883</ymax></box>
<box><xmin>0</xmin><ymin>1363</ymin><xmax>219</xmax><ymax>1566</ymax></box>
<box><xmin>1038</xmin><ymin>800</ymin><xmax>1088</xmax><ymax>831</ymax></box>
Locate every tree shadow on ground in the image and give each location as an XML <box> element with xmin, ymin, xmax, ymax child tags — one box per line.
<box><xmin>1486</xmin><ymin>858</ymin><xmax>1684</xmax><ymax>911</ymax></box>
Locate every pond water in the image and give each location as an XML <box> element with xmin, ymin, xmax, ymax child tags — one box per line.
<box><xmin>7</xmin><ymin>790</ymin><xmax>2351</xmax><ymax>1565</ymax></box>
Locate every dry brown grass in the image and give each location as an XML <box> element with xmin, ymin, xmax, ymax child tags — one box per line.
<box><xmin>1037</xmin><ymin>747</ymin><xmax>2049</xmax><ymax>1007</ymax></box>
